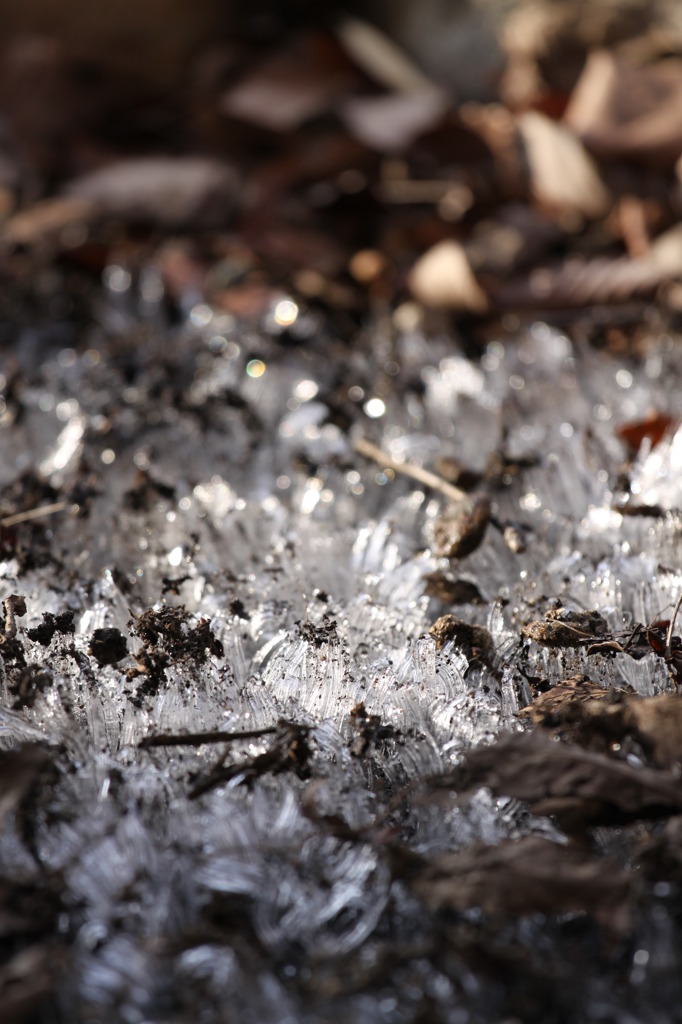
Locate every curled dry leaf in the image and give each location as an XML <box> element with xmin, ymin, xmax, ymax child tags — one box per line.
<box><xmin>428</xmin><ymin>614</ymin><xmax>494</xmax><ymax>658</ymax></box>
<box><xmin>432</xmin><ymin>495</ymin><xmax>491</xmax><ymax>559</ymax></box>
<box><xmin>411</xmin><ymin>835</ymin><xmax>631</xmax><ymax>923</ymax></box>
<box><xmin>521</xmin><ymin>607</ymin><xmax>609</xmax><ymax>648</ymax></box>
<box><xmin>565</xmin><ymin>50</ymin><xmax>682</xmax><ymax>167</ymax></box>
<box><xmin>491</xmin><ymin>255</ymin><xmax>667</xmax><ymax>309</ymax></box>
<box><xmin>64</xmin><ymin>157</ymin><xmax>239</xmax><ymax>229</ymax></box>
<box><xmin>409</xmin><ymin>240</ymin><xmax>489</xmax><ymax>313</ymax></box>
<box><xmin>517</xmin><ymin>110</ymin><xmax>611</xmax><ymax>217</ymax></box>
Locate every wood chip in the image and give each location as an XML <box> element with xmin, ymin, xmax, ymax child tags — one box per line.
<box><xmin>517</xmin><ymin>110</ymin><xmax>611</xmax><ymax>217</ymax></box>
<box><xmin>409</xmin><ymin>240</ymin><xmax>489</xmax><ymax>313</ymax></box>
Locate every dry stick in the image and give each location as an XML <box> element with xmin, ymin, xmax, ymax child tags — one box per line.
<box><xmin>353</xmin><ymin>437</ymin><xmax>468</xmax><ymax>505</ymax></box>
<box><xmin>0</xmin><ymin>501</ymin><xmax>67</xmax><ymax>528</ymax></box>
<box><xmin>666</xmin><ymin>591</ymin><xmax>682</xmax><ymax>659</ymax></box>
<box><xmin>139</xmin><ymin>725</ymin><xmax>279</xmax><ymax>749</ymax></box>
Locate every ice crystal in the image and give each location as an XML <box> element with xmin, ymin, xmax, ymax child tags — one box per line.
<box><xmin>2</xmin><ymin>305</ymin><xmax>682</xmax><ymax>1023</ymax></box>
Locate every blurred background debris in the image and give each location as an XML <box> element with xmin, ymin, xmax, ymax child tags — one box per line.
<box><xmin>4</xmin><ymin>2</ymin><xmax>682</xmax><ymax>1023</ymax></box>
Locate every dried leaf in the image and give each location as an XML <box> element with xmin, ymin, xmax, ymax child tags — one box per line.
<box><xmin>0</xmin><ymin>743</ymin><xmax>50</xmax><ymax>826</ymax></box>
<box><xmin>432</xmin><ymin>496</ymin><xmax>491</xmax><ymax>558</ymax></box>
<box><xmin>336</xmin><ymin>17</ymin><xmax>436</xmax><ymax>94</ymax></box>
<box><xmin>522</xmin><ymin>679</ymin><xmax>682</xmax><ymax>769</ymax></box>
<box><xmin>492</xmin><ymin>256</ymin><xmax>667</xmax><ymax>309</ymax></box>
<box><xmin>0</xmin><ymin>944</ymin><xmax>59</xmax><ymax>1024</ymax></box>
<box><xmin>565</xmin><ymin>51</ymin><xmax>682</xmax><ymax>167</ymax></box>
<box><xmin>457</xmin><ymin>732</ymin><xmax>682</xmax><ymax>831</ymax></box>
<box><xmin>0</xmin><ymin>196</ymin><xmax>95</xmax><ymax>249</ymax></box>
<box><xmin>429</xmin><ymin>614</ymin><xmax>493</xmax><ymax>658</ymax></box>
<box><xmin>465</xmin><ymin>204</ymin><xmax>563</xmax><ymax>276</ymax></box>
<box><xmin>650</xmin><ymin>223</ymin><xmax>682</xmax><ymax>277</ymax></box>
<box><xmin>518</xmin><ymin>675</ymin><xmax>639</xmax><ymax>754</ymax></box>
<box><xmin>521</xmin><ymin>607</ymin><xmax>609</xmax><ymax>648</ymax></box>
<box><xmin>422</xmin><ymin>571</ymin><xmax>486</xmax><ymax>605</ymax></box>
<box><xmin>412</xmin><ymin>835</ymin><xmax>631</xmax><ymax>922</ymax></box>
<box><xmin>340</xmin><ymin>90</ymin><xmax>449</xmax><ymax>153</ymax></box>
<box><xmin>617</xmin><ymin>412</ymin><xmax>678</xmax><ymax>452</ymax></box>
<box><xmin>624</xmin><ymin>694</ymin><xmax>682</xmax><ymax>768</ymax></box>
<box><xmin>222</xmin><ymin>31</ymin><xmax>359</xmax><ymax>132</ymax></box>
<box><xmin>64</xmin><ymin>157</ymin><xmax>239</xmax><ymax>228</ymax></box>
<box><xmin>519</xmin><ymin>675</ymin><xmax>614</xmax><ymax>725</ymax></box>
<box><xmin>517</xmin><ymin>110</ymin><xmax>611</xmax><ymax>217</ymax></box>
<box><xmin>409</xmin><ymin>240</ymin><xmax>489</xmax><ymax>313</ymax></box>
<box><xmin>638</xmin><ymin>814</ymin><xmax>682</xmax><ymax>880</ymax></box>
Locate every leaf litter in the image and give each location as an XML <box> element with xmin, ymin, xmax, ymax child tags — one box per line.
<box><xmin>4</xmin><ymin>2</ymin><xmax>682</xmax><ymax>1023</ymax></box>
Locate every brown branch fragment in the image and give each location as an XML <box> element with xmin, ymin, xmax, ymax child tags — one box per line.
<box><xmin>139</xmin><ymin>725</ymin><xmax>279</xmax><ymax>749</ymax></box>
<box><xmin>1</xmin><ymin>502</ymin><xmax>67</xmax><ymax>528</ymax></box>
<box><xmin>666</xmin><ymin>591</ymin><xmax>682</xmax><ymax>660</ymax></box>
<box><xmin>353</xmin><ymin>437</ymin><xmax>468</xmax><ymax>504</ymax></box>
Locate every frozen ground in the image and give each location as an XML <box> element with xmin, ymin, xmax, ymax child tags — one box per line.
<box><xmin>2</xmin><ymin>276</ymin><xmax>682</xmax><ymax>1022</ymax></box>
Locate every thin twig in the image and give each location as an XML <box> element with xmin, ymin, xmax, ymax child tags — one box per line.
<box><xmin>666</xmin><ymin>591</ymin><xmax>682</xmax><ymax>659</ymax></box>
<box><xmin>353</xmin><ymin>437</ymin><xmax>468</xmax><ymax>505</ymax></box>
<box><xmin>139</xmin><ymin>725</ymin><xmax>279</xmax><ymax>749</ymax></box>
<box><xmin>0</xmin><ymin>501</ymin><xmax>67</xmax><ymax>528</ymax></box>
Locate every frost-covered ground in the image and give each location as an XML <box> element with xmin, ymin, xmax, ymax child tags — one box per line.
<box><xmin>2</xmin><ymin>278</ymin><xmax>682</xmax><ymax>1022</ymax></box>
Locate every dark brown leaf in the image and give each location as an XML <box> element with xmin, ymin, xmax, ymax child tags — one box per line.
<box><xmin>617</xmin><ymin>412</ymin><xmax>678</xmax><ymax>453</ymax></box>
<box><xmin>411</xmin><ymin>835</ymin><xmax>631</xmax><ymax>924</ymax></box>
<box><xmin>457</xmin><ymin>732</ymin><xmax>682</xmax><ymax>831</ymax></box>
<box><xmin>0</xmin><ymin>743</ymin><xmax>51</xmax><ymax>827</ymax></box>
<box><xmin>519</xmin><ymin>675</ymin><xmax>615</xmax><ymax>725</ymax></box>
<box><xmin>637</xmin><ymin>814</ymin><xmax>682</xmax><ymax>880</ymax></box>
<box><xmin>624</xmin><ymin>694</ymin><xmax>682</xmax><ymax>769</ymax></box>
<box><xmin>0</xmin><ymin>944</ymin><xmax>60</xmax><ymax>1024</ymax></box>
